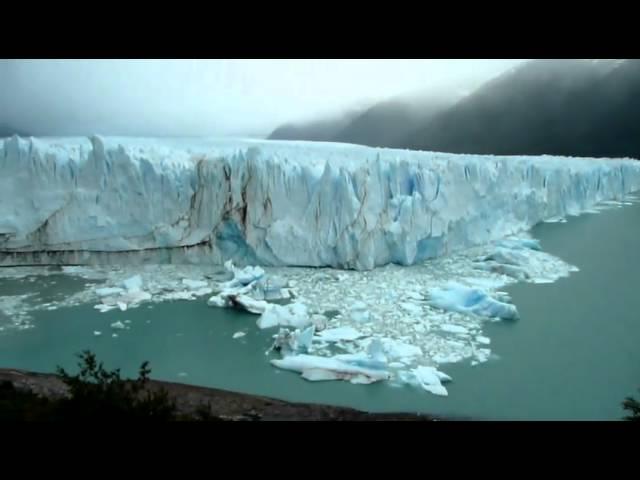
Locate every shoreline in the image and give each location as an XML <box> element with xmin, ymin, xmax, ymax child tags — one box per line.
<box><xmin>0</xmin><ymin>367</ymin><xmax>458</xmax><ymax>421</ymax></box>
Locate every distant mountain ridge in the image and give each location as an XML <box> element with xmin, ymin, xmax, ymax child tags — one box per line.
<box><xmin>268</xmin><ymin>59</ymin><xmax>640</xmax><ymax>160</ymax></box>
<box><xmin>269</xmin><ymin>108</ymin><xmax>366</xmax><ymax>143</ymax></box>
<box><xmin>404</xmin><ymin>59</ymin><xmax>640</xmax><ymax>158</ymax></box>
<box><xmin>331</xmin><ymin>95</ymin><xmax>453</xmax><ymax>148</ymax></box>
<box><xmin>268</xmin><ymin>94</ymin><xmax>455</xmax><ymax>148</ymax></box>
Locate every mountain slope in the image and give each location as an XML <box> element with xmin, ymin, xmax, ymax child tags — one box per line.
<box><xmin>404</xmin><ymin>59</ymin><xmax>640</xmax><ymax>158</ymax></box>
<box><xmin>330</xmin><ymin>95</ymin><xmax>453</xmax><ymax>148</ymax></box>
<box><xmin>268</xmin><ymin>109</ymin><xmax>364</xmax><ymax>142</ymax></box>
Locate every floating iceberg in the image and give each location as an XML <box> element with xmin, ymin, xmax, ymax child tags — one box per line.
<box><xmin>271</xmin><ymin>326</ymin><xmax>315</xmax><ymax>355</ymax></box>
<box><xmin>428</xmin><ymin>282</ymin><xmax>519</xmax><ymax>320</ymax></box>
<box><xmin>376</xmin><ymin>338</ymin><xmax>424</xmax><ymax>361</ymax></box>
<box><xmin>256</xmin><ymin>302</ymin><xmax>311</xmax><ymax>329</ymax></box>
<box><xmin>2</xmin><ymin>136</ymin><xmax>640</xmax><ymax>270</ymax></box>
<box><xmin>182</xmin><ymin>279</ymin><xmax>208</xmax><ymax>290</ymax></box>
<box><xmin>222</xmin><ymin>261</ymin><xmax>265</xmax><ymax>287</ymax></box>
<box><xmin>121</xmin><ymin>275</ymin><xmax>143</xmax><ymax>292</ymax></box>
<box><xmin>164</xmin><ymin>291</ymin><xmax>197</xmax><ymax>301</ymax></box>
<box><xmin>349</xmin><ymin>301</ymin><xmax>372</xmax><ymax>323</ymax></box>
<box><xmin>411</xmin><ymin>366</ymin><xmax>452</xmax><ymax>396</ymax></box>
<box><xmin>95</xmin><ymin>287</ymin><xmax>125</xmax><ymax>297</ymax></box>
<box><xmin>208</xmin><ymin>290</ymin><xmax>268</xmax><ymax>314</ymax></box>
<box><xmin>314</xmin><ymin>326</ymin><xmax>364</xmax><ymax>342</ymax></box>
<box><xmin>271</xmin><ymin>353</ymin><xmax>391</xmax><ymax>384</ymax></box>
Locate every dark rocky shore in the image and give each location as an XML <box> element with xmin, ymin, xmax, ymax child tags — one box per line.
<box><xmin>0</xmin><ymin>368</ymin><xmax>452</xmax><ymax>421</ymax></box>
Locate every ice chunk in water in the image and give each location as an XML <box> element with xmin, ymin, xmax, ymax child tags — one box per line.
<box><xmin>207</xmin><ymin>295</ymin><xmax>231</xmax><ymax>308</ymax></box>
<box><xmin>257</xmin><ymin>302</ymin><xmax>310</xmax><ymax>329</ymax></box>
<box><xmin>411</xmin><ymin>366</ymin><xmax>452</xmax><ymax>396</ymax></box>
<box><xmin>349</xmin><ymin>301</ymin><xmax>371</xmax><ymax>323</ymax></box>
<box><xmin>367</xmin><ymin>339</ymin><xmax>387</xmax><ymax>362</ymax></box>
<box><xmin>293</xmin><ymin>325</ymin><xmax>315</xmax><ymax>353</ymax></box>
<box><xmin>428</xmin><ymin>282</ymin><xmax>519</xmax><ymax>320</ymax></box>
<box><xmin>94</xmin><ymin>304</ymin><xmax>118</xmax><ymax>313</ymax></box>
<box><xmin>95</xmin><ymin>287</ymin><xmax>125</xmax><ymax>297</ymax></box>
<box><xmin>224</xmin><ymin>261</ymin><xmax>265</xmax><ymax>287</ymax></box>
<box><xmin>121</xmin><ymin>275</ymin><xmax>143</xmax><ymax>292</ymax></box>
<box><xmin>182</xmin><ymin>279</ymin><xmax>208</xmax><ymax>290</ymax></box>
<box><xmin>315</xmin><ymin>326</ymin><xmax>364</xmax><ymax>342</ymax></box>
<box><xmin>272</xmin><ymin>354</ymin><xmax>390</xmax><ymax>384</ymax></box>
<box><xmin>229</xmin><ymin>295</ymin><xmax>269</xmax><ymax>314</ymax></box>
<box><xmin>440</xmin><ymin>324</ymin><xmax>468</xmax><ymax>334</ymax></box>
<box><xmin>378</xmin><ymin>338</ymin><xmax>423</xmax><ymax>361</ymax></box>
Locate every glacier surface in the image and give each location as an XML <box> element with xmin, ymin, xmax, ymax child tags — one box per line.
<box><xmin>2</xmin><ymin>136</ymin><xmax>640</xmax><ymax>270</ymax></box>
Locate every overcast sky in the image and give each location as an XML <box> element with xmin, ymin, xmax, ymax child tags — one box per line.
<box><xmin>0</xmin><ymin>59</ymin><xmax>526</xmax><ymax>137</ymax></box>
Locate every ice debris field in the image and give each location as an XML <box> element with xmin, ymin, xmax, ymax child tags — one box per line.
<box><xmin>2</xmin><ymin>136</ymin><xmax>640</xmax><ymax>396</ymax></box>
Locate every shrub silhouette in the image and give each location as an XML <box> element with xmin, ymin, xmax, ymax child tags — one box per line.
<box><xmin>622</xmin><ymin>390</ymin><xmax>640</xmax><ymax>421</ymax></box>
<box><xmin>54</xmin><ymin>351</ymin><xmax>178</xmax><ymax>420</ymax></box>
<box><xmin>1</xmin><ymin>351</ymin><xmax>221</xmax><ymax>421</ymax></box>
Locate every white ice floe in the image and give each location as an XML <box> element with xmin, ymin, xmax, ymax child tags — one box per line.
<box><xmin>315</xmin><ymin>326</ymin><xmax>364</xmax><ymax>342</ymax></box>
<box><xmin>271</xmin><ymin>325</ymin><xmax>315</xmax><ymax>355</ymax></box>
<box><xmin>232</xmin><ymin>331</ymin><xmax>246</xmax><ymax>339</ymax></box>
<box><xmin>377</xmin><ymin>338</ymin><xmax>423</xmax><ymax>361</ymax></box>
<box><xmin>96</xmin><ymin>287</ymin><xmax>125</xmax><ymax>297</ymax></box>
<box><xmin>193</xmin><ymin>287</ymin><xmax>213</xmax><ymax>297</ymax></box>
<box><xmin>428</xmin><ymin>282</ymin><xmax>519</xmax><ymax>321</ymax></box>
<box><xmin>207</xmin><ymin>295</ymin><xmax>230</xmax><ymax>308</ymax></box>
<box><xmin>164</xmin><ymin>291</ymin><xmax>197</xmax><ymax>301</ymax></box>
<box><xmin>209</xmin><ymin>291</ymin><xmax>262</xmax><ymax>312</ymax></box>
<box><xmin>349</xmin><ymin>301</ymin><xmax>372</xmax><ymax>323</ymax></box>
<box><xmin>271</xmin><ymin>353</ymin><xmax>390</xmax><ymax>384</ymax></box>
<box><xmin>226</xmin><ymin>295</ymin><xmax>268</xmax><ymax>314</ymax></box>
<box><xmin>110</xmin><ymin>321</ymin><xmax>126</xmax><ymax>330</ymax></box>
<box><xmin>182</xmin><ymin>279</ymin><xmax>208</xmax><ymax>290</ymax></box>
<box><xmin>310</xmin><ymin>314</ymin><xmax>329</xmax><ymax>331</ymax></box>
<box><xmin>411</xmin><ymin>366</ymin><xmax>452</xmax><ymax>396</ymax></box>
<box><xmin>94</xmin><ymin>304</ymin><xmax>118</xmax><ymax>313</ymax></box>
<box><xmin>223</xmin><ymin>261</ymin><xmax>265</xmax><ymax>287</ymax></box>
<box><xmin>122</xmin><ymin>290</ymin><xmax>152</xmax><ymax>304</ymax></box>
<box><xmin>440</xmin><ymin>324</ymin><xmax>469</xmax><ymax>335</ymax></box>
<box><xmin>121</xmin><ymin>275</ymin><xmax>143</xmax><ymax>292</ymax></box>
<box><xmin>257</xmin><ymin>302</ymin><xmax>310</xmax><ymax>329</ymax></box>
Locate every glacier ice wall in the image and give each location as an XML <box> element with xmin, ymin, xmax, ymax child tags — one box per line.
<box><xmin>1</xmin><ymin>135</ymin><xmax>640</xmax><ymax>270</ymax></box>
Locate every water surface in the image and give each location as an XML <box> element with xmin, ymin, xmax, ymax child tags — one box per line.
<box><xmin>1</xmin><ymin>203</ymin><xmax>640</xmax><ymax>420</ymax></box>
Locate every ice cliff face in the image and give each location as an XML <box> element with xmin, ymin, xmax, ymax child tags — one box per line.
<box><xmin>1</xmin><ymin>135</ymin><xmax>639</xmax><ymax>270</ymax></box>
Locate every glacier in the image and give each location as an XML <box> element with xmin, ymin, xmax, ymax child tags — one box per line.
<box><xmin>2</xmin><ymin>135</ymin><xmax>640</xmax><ymax>270</ymax></box>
